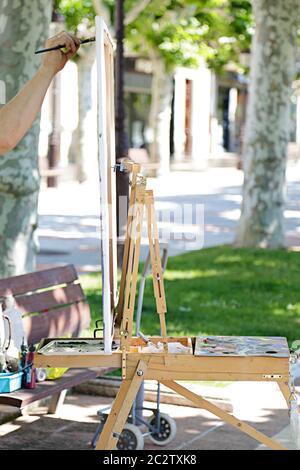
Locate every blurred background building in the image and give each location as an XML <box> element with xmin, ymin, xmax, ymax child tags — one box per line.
<box><xmin>38</xmin><ymin>49</ymin><xmax>300</xmax><ymax>186</ymax></box>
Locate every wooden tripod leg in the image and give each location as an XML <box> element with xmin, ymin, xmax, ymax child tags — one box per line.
<box><xmin>145</xmin><ymin>190</ymin><xmax>168</xmax><ymax>348</ymax></box>
<box><xmin>120</xmin><ymin>182</ymin><xmax>146</xmax><ymax>350</ymax></box>
<box><xmin>95</xmin><ymin>360</ymin><xmax>148</xmax><ymax>450</ymax></box>
<box><xmin>161</xmin><ymin>380</ymin><xmax>287</xmax><ymax>451</ymax></box>
<box><xmin>277</xmin><ymin>380</ymin><xmax>291</xmax><ymax>408</ymax></box>
<box><xmin>115</xmin><ymin>163</ymin><xmax>141</xmax><ymax>329</ymax></box>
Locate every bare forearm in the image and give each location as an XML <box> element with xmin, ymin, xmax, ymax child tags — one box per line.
<box><xmin>0</xmin><ymin>31</ymin><xmax>80</xmax><ymax>155</ymax></box>
<box><xmin>0</xmin><ymin>66</ymin><xmax>54</xmax><ymax>154</ymax></box>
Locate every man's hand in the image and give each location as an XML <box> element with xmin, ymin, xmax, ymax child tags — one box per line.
<box><xmin>0</xmin><ymin>32</ymin><xmax>81</xmax><ymax>154</ymax></box>
<box><xmin>41</xmin><ymin>31</ymin><xmax>81</xmax><ymax>76</ymax></box>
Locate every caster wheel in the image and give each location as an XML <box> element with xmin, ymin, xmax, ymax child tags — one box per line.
<box><xmin>147</xmin><ymin>413</ymin><xmax>177</xmax><ymax>446</ymax></box>
<box><xmin>117</xmin><ymin>423</ymin><xmax>144</xmax><ymax>450</ymax></box>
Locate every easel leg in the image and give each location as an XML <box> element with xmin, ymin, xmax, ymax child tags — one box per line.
<box><xmin>145</xmin><ymin>190</ymin><xmax>168</xmax><ymax>348</ymax></box>
<box><xmin>120</xmin><ymin>182</ymin><xmax>146</xmax><ymax>351</ymax></box>
<box><xmin>277</xmin><ymin>380</ymin><xmax>291</xmax><ymax>408</ymax></box>
<box><xmin>115</xmin><ymin>164</ymin><xmax>141</xmax><ymax>330</ymax></box>
<box><xmin>95</xmin><ymin>360</ymin><xmax>148</xmax><ymax>450</ymax></box>
<box><xmin>161</xmin><ymin>380</ymin><xmax>287</xmax><ymax>451</ymax></box>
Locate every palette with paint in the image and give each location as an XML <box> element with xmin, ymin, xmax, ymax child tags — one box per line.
<box><xmin>38</xmin><ymin>339</ymin><xmax>120</xmax><ymax>355</ymax></box>
<box><xmin>194</xmin><ymin>336</ymin><xmax>289</xmax><ymax>357</ymax></box>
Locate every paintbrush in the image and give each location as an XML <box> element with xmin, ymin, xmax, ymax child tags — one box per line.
<box><xmin>35</xmin><ymin>37</ymin><xmax>95</xmax><ymax>54</ymax></box>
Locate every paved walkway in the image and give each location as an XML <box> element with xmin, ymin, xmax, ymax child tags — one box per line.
<box><xmin>0</xmin><ymin>380</ymin><xmax>298</xmax><ymax>450</ymax></box>
<box><xmin>37</xmin><ymin>166</ymin><xmax>300</xmax><ymax>273</ymax></box>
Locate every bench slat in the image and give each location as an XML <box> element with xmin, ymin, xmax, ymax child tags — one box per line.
<box><xmin>24</xmin><ymin>301</ymin><xmax>91</xmax><ymax>344</ymax></box>
<box><xmin>16</xmin><ymin>284</ymin><xmax>86</xmax><ymax>316</ymax></box>
<box><xmin>0</xmin><ymin>367</ymin><xmax>114</xmax><ymax>408</ymax></box>
<box><xmin>0</xmin><ymin>265</ymin><xmax>78</xmax><ymax>297</ymax></box>
<box><xmin>0</xmin><ymin>265</ymin><xmax>98</xmax><ymax>416</ymax></box>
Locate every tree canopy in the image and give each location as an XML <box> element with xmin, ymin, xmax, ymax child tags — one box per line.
<box><xmin>127</xmin><ymin>0</ymin><xmax>253</xmax><ymax>72</ymax></box>
<box><xmin>55</xmin><ymin>0</ymin><xmax>253</xmax><ymax>74</ymax></box>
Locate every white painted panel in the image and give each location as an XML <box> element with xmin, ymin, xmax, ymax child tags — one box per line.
<box><xmin>96</xmin><ymin>16</ymin><xmax>117</xmax><ymax>354</ymax></box>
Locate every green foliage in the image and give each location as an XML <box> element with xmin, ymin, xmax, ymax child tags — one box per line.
<box><xmin>81</xmin><ymin>246</ymin><xmax>300</xmax><ymax>346</ymax></box>
<box><xmin>127</xmin><ymin>0</ymin><xmax>205</xmax><ymax>70</ymax></box>
<box><xmin>54</xmin><ymin>0</ymin><xmax>96</xmax><ymax>33</ymax></box>
<box><xmin>204</xmin><ymin>0</ymin><xmax>253</xmax><ymax>73</ymax></box>
<box><xmin>54</xmin><ymin>0</ymin><xmax>254</xmax><ymax>73</ymax></box>
<box><xmin>126</xmin><ymin>0</ymin><xmax>253</xmax><ymax>72</ymax></box>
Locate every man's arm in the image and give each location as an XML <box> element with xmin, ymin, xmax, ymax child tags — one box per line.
<box><xmin>0</xmin><ymin>31</ymin><xmax>81</xmax><ymax>155</ymax></box>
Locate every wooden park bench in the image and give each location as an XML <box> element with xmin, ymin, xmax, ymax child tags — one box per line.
<box><xmin>0</xmin><ymin>264</ymin><xmax>113</xmax><ymax>417</ymax></box>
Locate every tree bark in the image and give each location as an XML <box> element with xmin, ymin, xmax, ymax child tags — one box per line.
<box><xmin>235</xmin><ymin>0</ymin><xmax>300</xmax><ymax>248</ymax></box>
<box><xmin>149</xmin><ymin>52</ymin><xmax>173</xmax><ymax>176</ymax></box>
<box><xmin>0</xmin><ymin>0</ymin><xmax>51</xmax><ymax>276</ymax></box>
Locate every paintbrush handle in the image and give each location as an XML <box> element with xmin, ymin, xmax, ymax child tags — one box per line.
<box><xmin>35</xmin><ymin>44</ymin><xmax>65</xmax><ymax>54</ymax></box>
<box><xmin>35</xmin><ymin>37</ymin><xmax>95</xmax><ymax>54</ymax></box>
<box><xmin>80</xmin><ymin>38</ymin><xmax>95</xmax><ymax>45</ymax></box>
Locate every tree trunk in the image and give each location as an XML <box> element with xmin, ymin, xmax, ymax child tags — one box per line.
<box><xmin>235</xmin><ymin>0</ymin><xmax>300</xmax><ymax>248</ymax></box>
<box><xmin>72</xmin><ymin>45</ymin><xmax>97</xmax><ymax>183</ymax></box>
<box><xmin>0</xmin><ymin>0</ymin><xmax>51</xmax><ymax>276</ymax></box>
<box><xmin>149</xmin><ymin>53</ymin><xmax>173</xmax><ymax>176</ymax></box>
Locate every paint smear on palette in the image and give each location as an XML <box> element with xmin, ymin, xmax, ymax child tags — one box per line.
<box><xmin>38</xmin><ymin>339</ymin><xmax>119</xmax><ymax>355</ymax></box>
<box><xmin>194</xmin><ymin>336</ymin><xmax>289</xmax><ymax>357</ymax></box>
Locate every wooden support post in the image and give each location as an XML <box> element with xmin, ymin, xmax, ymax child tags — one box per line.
<box><xmin>145</xmin><ymin>190</ymin><xmax>168</xmax><ymax>350</ymax></box>
<box><xmin>161</xmin><ymin>380</ymin><xmax>287</xmax><ymax>451</ymax></box>
<box><xmin>115</xmin><ymin>163</ymin><xmax>141</xmax><ymax>330</ymax></box>
<box><xmin>95</xmin><ymin>360</ymin><xmax>148</xmax><ymax>450</ymax></box>
<box><xmin>48</xmin><ymin>389</ymin><xmax>67</xmax><ymax>415</ymax></box>
<box><xmin>120</xmin><ymin>178</ymin><xmax>146</xmax><ymax>352</ymax></box>
<box><xmin>115</xmin><ymin>171</ymin><xmax>169</xmax><ymax>356</ymax></box>
<box><xmin>277</xmin><ymin>380</ymin><xmax>292</xmax><ymax>408</ymax></box>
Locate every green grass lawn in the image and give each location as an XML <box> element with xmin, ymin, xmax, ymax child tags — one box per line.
<box><xmin>80</xmin><ymin>245</ymin><xmax>300</xmax><ymax>346</ymax></box>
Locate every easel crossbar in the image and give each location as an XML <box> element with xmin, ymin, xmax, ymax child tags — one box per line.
<box><xmin>160</xmin><ymin>380</ymin><xmax>287</xmax><ymax>451</ymax></box>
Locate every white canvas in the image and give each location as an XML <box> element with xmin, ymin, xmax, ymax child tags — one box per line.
<box><xmin>96</xmin><ymin>16</ymin><xmax>118</xmax><ymax>354</ymax></box>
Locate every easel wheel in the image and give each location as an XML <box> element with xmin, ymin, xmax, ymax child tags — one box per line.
<box><xmin>117</xmin><ymin>423</ymin><xmax>144</xmax><ymax>450</ymax></box>
<box><xmin>147</xmin><ymin>413</ymin><xmax>177</xmax><ymax>446</ymax></box>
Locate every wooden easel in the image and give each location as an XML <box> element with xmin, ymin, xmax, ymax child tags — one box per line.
<box><xmin>36</xmin><ymin>163</ymin><xmax>292</xmax><ymax>451</ymax></box>
<box><xmin>95</xmin><ymin>164</ymin><xmax>291</xmax><ymax>451</ymax></box>
<box><xmin>115</xmin><ymin>162</ymin><xmax>168</xmax><ymax>365</ymax></box>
